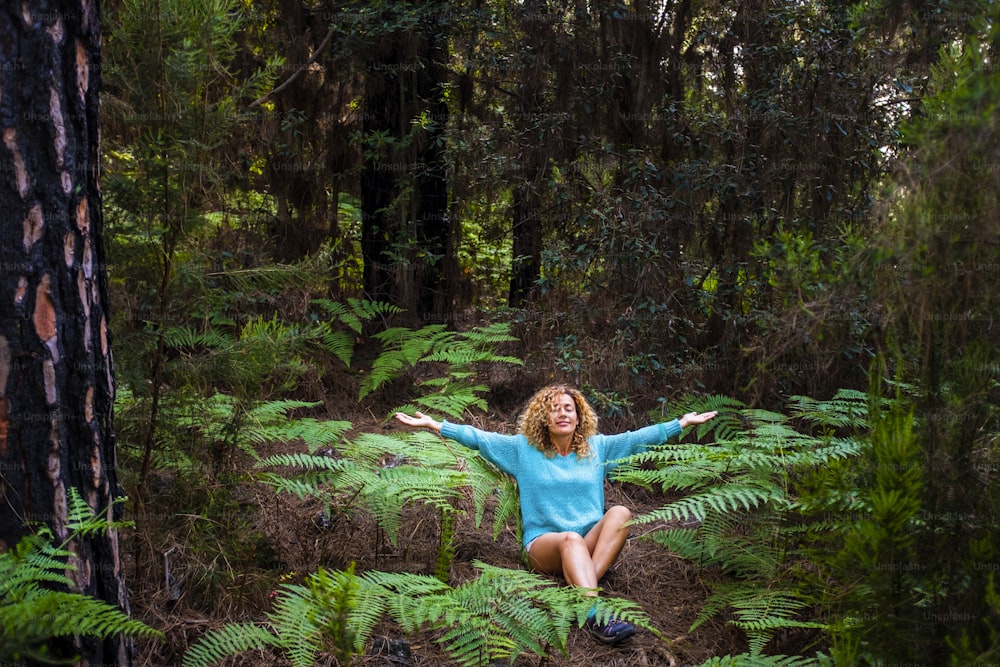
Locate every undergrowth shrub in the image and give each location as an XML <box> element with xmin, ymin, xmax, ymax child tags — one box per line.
<box><xmin>615</xmin><ymin>389</ymin><xmax>880</xmax><ymax>663</ymax></box>
<box><xmin>260</xmin><ymin>321</ymin><xmax>525</xmax><ymax>580</ymax></box>
<box><xmin>183</xmin><ymin>560</ymin><xmax>656</xmax><ymax>667</ymax></box>
<box><xmin>0</xmin><ymin>489</ymin><xmax>162</xmax><ymax>663</ymax></box>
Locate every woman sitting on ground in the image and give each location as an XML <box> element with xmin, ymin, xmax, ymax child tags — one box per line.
<box><xmin>395</xmin><ymin>383</ymin><xmax>717</xmax><ymax>646</ymax></box>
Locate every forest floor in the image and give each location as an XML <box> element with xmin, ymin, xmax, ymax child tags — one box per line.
<box><xmin>125</xmin><ymin>411</ymin><xmax>766</xmax><ymax>667</ymax></box>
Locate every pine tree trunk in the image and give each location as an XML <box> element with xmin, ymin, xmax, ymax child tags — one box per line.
<box><xmin>507</xmin><ymin>0</ymin><xmax>548</xmax><ymax>307</ymax></box>
<box><xmin>0</xmin><ymin>2</ymin><xmax>133</xmax><ymax>665</ymax></box>
<box><xmin>361</xmin><ymin>1</ymin><xmax>452</xmax><ymax>318</ymax></box>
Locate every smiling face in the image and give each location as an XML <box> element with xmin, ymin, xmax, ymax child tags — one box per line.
<box><xmin>518</xmin><ymin>384</ymin><xmax>597</xmax><ymax>457</ymax></box>
<box><xmin>547</xmin><ymin>392</ymin><xmax>579</xmax><ymax>440</ymax></box>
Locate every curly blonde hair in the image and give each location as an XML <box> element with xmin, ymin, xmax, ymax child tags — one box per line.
<box><xmin>516</xmin><ymin>385</ymin><xmax>599</xmax><ymax>458</ymax></box>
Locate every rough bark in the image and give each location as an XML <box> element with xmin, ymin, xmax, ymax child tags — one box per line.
<box><xmin>507</xmin><ymin>0</ymin><xmax>549</xmax><ymax>308</ymax></box>
<box><xmin>0</xmin><ymin>2</ymin><xmax>132</xmax><ymax>664</ymax></box>
<box><xmin>360</xmin><ymin>2</ymin><xmax>452</xmax><ymax>318</ymax></box>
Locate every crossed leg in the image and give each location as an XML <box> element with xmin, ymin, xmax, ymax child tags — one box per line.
<box><xmin>526</xmin><ymin>505</ymin><xmax>632</xmax><ymax>592</ymax></box>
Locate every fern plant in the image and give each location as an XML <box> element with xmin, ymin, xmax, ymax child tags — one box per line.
<box><xmin>116</xmin><ymin>388</ymin><xmax>353</xmax><ymax>478</ymax></box>
<box><xmin>260</xmin><ymin>323</ymin><xmax>524</xmax><ymax>577</ymax></box>
<box><xmin>360</xmin><ymin>321</ymin><xmax>523</xmax><ymax>419</ymax></box>
<box><xmin>157</xmin><ymin>297</ymin><xmax>400</xmax><ymax>397</ymax></box>
<box><xmin>614</xmin><ymin>389</ymin><xmax>875</xmax><ymax>658</ymax></box>
<box><xmin>312</xmin><ymin>297</ymin><xmax>402</xmax><ymax>366</ymax></box>
<box><xmin>690</xmin><ymin>655</ymin><xmax>833</xmax><ymax>667</ymax></box>
<box><xmin>0</xmin><ymin>488</ymin><xmax>162</xmax><ymax>663</ymax></box>
<box><xmin>184</xmin><ymin>560</ymin><xmax>658</xmax><ymax>667</ymax></box>
<box><xmin>259</xmin><ymin>429</ymin><xmax>517</xmax><ymax>577</ymax></box>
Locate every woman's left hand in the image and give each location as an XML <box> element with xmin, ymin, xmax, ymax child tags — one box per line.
<box><xmin>679</xmin><ymin>411</ymin><xmax>718</xmax><ymax>428</ymax></box>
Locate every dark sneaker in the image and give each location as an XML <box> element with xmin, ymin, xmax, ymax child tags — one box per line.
<box><xmin>584</xmin><ymin>616</ymin><xmax>637</xmax><ymax>645</ymax></box>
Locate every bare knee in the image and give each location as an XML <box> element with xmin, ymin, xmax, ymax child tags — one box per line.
<box><xmin>558</xmin><ymin>531</ymin><xmax>590</xmax><ymax>569</ymax></box>
<box><xmin>557</xmin><ymin>531</ymin><xmax>588</xmax><ymax>554</ymax></box>
<box><xmin>606</xmin><ymin>505</ymin><xmax>632</xmax><ymax>525</ymax></box>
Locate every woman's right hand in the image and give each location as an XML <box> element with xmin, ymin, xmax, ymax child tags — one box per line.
<box><xmin>395</xmin><ymin>411</ymin><xmax>443</xmax><ymax>433</ymax></box>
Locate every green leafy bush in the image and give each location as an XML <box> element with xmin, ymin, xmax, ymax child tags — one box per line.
<box><xmin>184</xmin><ymin>560</ymin><xmax>656</xmax><ymax>667</ymax></box>
<box><xmin>0</xmin><ymin>489</ymin><xmax>162</xmax><ymax>663</ymax></box>
<box><xmin>615</xmin><ymin>390</ymin><xmax>875</xmax><ymax>659</ymax></box>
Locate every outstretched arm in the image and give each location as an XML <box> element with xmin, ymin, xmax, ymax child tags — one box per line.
<box><xmin>678</xmin><ymin>411</ymin><xmax>718</xmax><ymax>428</ymax></box>
<box><xmin>395</xmin><ymin>410</ymin><xmax>443</xmax><ymax>434</ymax></box>
<box><xmin>395</xmin><ymin>411</ymin><xmax>521</xmax><ymax>475</ymax></box>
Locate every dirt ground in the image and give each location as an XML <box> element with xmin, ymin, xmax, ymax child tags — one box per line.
<box><xmin>125</xmin><ymin>413</ymin><xmax>757</xmax><ymax>667</ymax></box>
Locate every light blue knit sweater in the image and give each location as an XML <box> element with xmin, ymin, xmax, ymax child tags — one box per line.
<box><xmin>439</xmin><ymin>419</ymin><xmax>683</xmax><ymax>548</ymax></box>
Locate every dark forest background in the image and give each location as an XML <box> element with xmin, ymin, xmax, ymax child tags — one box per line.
<box><xmin>9</xmin><ymin>0</ymin><xmax>1000</xmax><ymax>664</ymax></box>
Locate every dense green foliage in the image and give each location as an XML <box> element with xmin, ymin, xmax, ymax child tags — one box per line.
<box><xmin>183</xmin><ymin>561</ymin><xmax>655</xmax><ymax>667</ymax></box>
<box><xmin>82</xmin><ymin>0</ymin><xmax>1000</xmax><ymax>664</ymax></box>
<box><xmin>258</xmin><ymin>321</ymin><xmax>523</xmax><ymax>579</ymax></box>
<box><xmin>0</xmin><ymin>490</ymin><xmax>161</xmax><ymax>663</ymax></box>
<box><xmin>616</xmin><ymin>390</ymin><xmax>872</xmax><ymax>661</ymax></box>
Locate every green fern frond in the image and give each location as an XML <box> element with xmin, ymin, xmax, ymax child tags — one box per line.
<box><xmin>317</xmin><ymin>326</ymin><xmax>355</xmax><ymax>366</ymax></box>
<box><xmin>0</xmin><ymin>488</ymin><xmax>162</xmax><ymax>662</ymax></box>
<box><xmin>630</xmin><ymin>391</ymin><xmax>874</xmax><ymax>661</ymax></box>
<box><xmin>258</xmin><ymin>452</ymin><xmax>346</xmax><ymax>471</ymax></box>
<box><xmin>636</xmin><ymin>483</ymin><xmax>789</xmax><ymax>524</ymax></box>
<box><xmin>669</xmin><ymin>394</ymin><xmax>747</xmax><ymax>440</ymax></box>
<box><xmin>360</xmin><ymin>325</ymin><xmax>449</xmax><ymax>399</ymax></box>
<box><xmin>310</xmin><ymin>298</ymin><xmax>401</xmax><ymax>365</ymax></box>
<box><xmin>352</xmin><ymin>431</ymin><xmax>460</xmax><ymax>469</ymax></box>
<box><xmin>243</xmin><ymin>398</ymin><xmax>319</xmax><ymax>421</ymax></box>
<box><xmin>690</xmin><ymin>654</ymin><xmax>828</xmax><ymax>667</ymax></box>
<box><xmin>185</xmin><ymin>566</ymin><xmax>366</xmax><ymax>667</ymax></box>
<box><xmin>361</xmin><ymin>323</ymin><xmax>521</xmax><ymax>415</ymax></box>
<box><xmin>161</xmin><ymin>325</ymin><xmax>233</xmax><ymax>351</ymax></box>
<box><xmin>362</xmin><ymin>466</ymin><xmax>465</xmax><ymax>545</ymax></box>
<box><xmin>613</xmin><ymin>444</ymin><xmax>727</xmax><ymax>491</ymax></box>
<box><xmin>257</xmin><ymin>473</ymin><xmax>336</xmax><ymax>502</ymax></box>
<box><xmin>783</xmin><ymin>438</ymin><xmax>865</xmax><ymax>467</ymax></box>
<box><xmin>411</xmin><ymin>388</ymin><xmax>489</xmax><ymax>419</ymax></box>
<box><xmin>366</xmin><ymin>561</ymin><xmax>652</xmax><ymax>666</ymax></box>
<box><xmin>272</xmin><ymin>586</ymin><xmax>331</xmax><ymax>667</ymax></box>
<box><xmin>422</xmin><ymin>345</ymin><xmax>521</xmax><ymax>368</ymax></box>
<box><xmin>182</xmin><ymin>623</ymin><xmax>280</xmax><ymax>667</ymax></box>
<box><xmin>208</xmin><ymin>262</ymin><xmax>325</xmax><ymax>295</ymax></box>
<box><xmin>259</xmin><ymin>430</ymin><xmax>482</xmax><ymax>548</ymax></box>
<box><xmin>240</xmin><ymin>313</ymin><xmax>302</xmax><ymax>343</ymax></box>
<box><xmin>458</xmin><ymin>322</ymin><xmax>520</xmax><ymax>345</ymax></box>
<box><xmin>3</xmin><ymin>590</ymin><xmax>162</xmax><ymax>644</ymax></box>
<box><xmin>723</xmin><ymin>588</ymin><xmax>826</xmax><ymax>655</ymax></box>
<box><xmin>743</xmin><ymin>408</ymin><xmax>789</xmax><ymax>424</ymax></box>
<box><xmin>0</xmin><ymin>537</ymin><xmax>72</xmax><ymax>601</ymax></box>
<box><xmin>187</xmin><ymin>560</ymin><xmax>658</xmax><ymax>667</ymax></box>
<box><xmin>64</xmin><ymin>489</ymin><xmax>132</xmax><ymax>538</ymax></box>
<box><xmin>693</xmin><ymin>584</ymin><xmax>823</xmax><ymax>656</ymax></box>
<box><xmin>787</xmin><ymin>388</ymin><xmax>873</xmax><ymax>429</ymax></box>
<box><xmin>313</xmin><ymin>297</ymin><xmax>401</xmax><ymax>334</ymax></box>
<box><xmin>175</xmin><ymin>394</ymin><xmax>352</xmax><ymax>460</ymax></box>
<box><xmin>646</xmin><ymin>527</ymin><xmax>702</xmax><ymax>560</ymax></box>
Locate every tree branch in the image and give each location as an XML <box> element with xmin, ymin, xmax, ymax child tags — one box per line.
<box><xmin>249</xmin><ymin>25</ymin><xmax>336</xmax><ymax>108</ymax></box>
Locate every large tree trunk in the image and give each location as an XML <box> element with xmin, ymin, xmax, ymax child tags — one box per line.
<box><xmin>360</xmin><ymin>43</ymin><xmax>400</xmax><ymax>304</ymax></box>
<box><xmin>0</xmin><ymin>2</ymin><xmax>133</xmax><ymax>665</ymax></box>
<box><xmin>412</xmin><ymin>24</ymin><xmax>451</xmax><ymax>318</ymax></box>
<box><xmin>507</xmin><ymin>0</ymin><xmax>549</xmax><ymax>308</ymax></box>
<box><xmin>361</xmin><ymin>1</ymin><xmax>452</xmax><ymax>319</ymax></box>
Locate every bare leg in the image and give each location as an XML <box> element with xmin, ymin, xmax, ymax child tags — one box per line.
<box><xmin>528</xmin><ymin>531</ymin><xmax>599</xmax><ymax>591</ymax></box>
<box><xmin>528</xmin><ymin>506</ymin><xmax>637</xmax><ymax>644</ymax></box>
<box><xmin>527</xmin><ymin>505</ymin><xmax>632</xmax><ymax>589</ymax></box>
<box><xmin>584</xmin><ymin>505</ymin><xmax>632</xmax><ymax>580</ymax></box>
